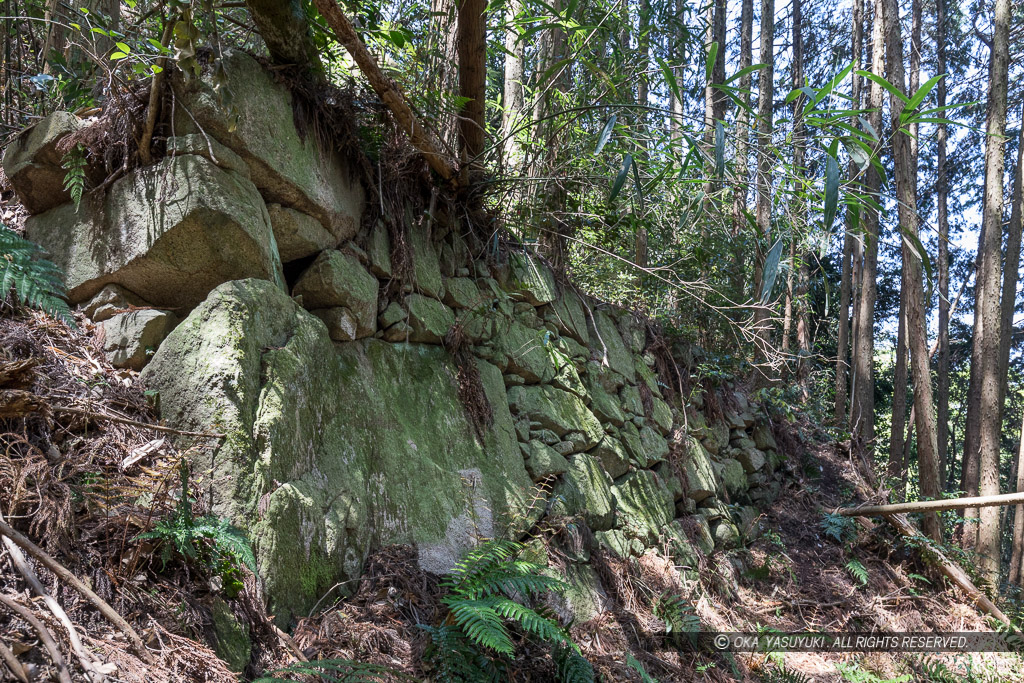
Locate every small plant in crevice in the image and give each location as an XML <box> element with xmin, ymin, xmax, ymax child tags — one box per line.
<box><xmin>821</xmin><ymin>512</ymin><xmax>861</xmax><ymax>547</ymax></box>
<box><xmin>60</xmin><ymin>144</ymin><xmax>87</xmax><ymax>209</ymax></box>
<box><xmin>1</xmin><ymin>225</ymin><xmax>74</xmax><ymax>324</ymax></box>
<box><xmin>420</xmin><ymin>539</ymin><xmax>592</xmax><ymax>683</ymax></box>
<box><xmin>137</xmin><ymin>461</ymin><xmax>256</xmax><ymax>598</ymax></box>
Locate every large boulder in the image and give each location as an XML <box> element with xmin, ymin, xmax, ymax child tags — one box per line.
<box><xmin>2</xmin><ymin>111</ymin><xmax>83</xmax><ymax>214</ymax></box>
<box><xmin>292</xmin><ymin>250</ymin><xmax>378</xmax><ymax>337</ymax></box>
<box><xmin>588</xmin><ymin>311</ymin><xmax>635</xmax><ymax>382</ymax></box>
<box><xmin>172</xmin><ymin>50</ymin><xmax>364</xmax><ymax>242</ymax></box>
<box><xmin>25</xmin><ymin>154</ymin><xmax>284</xmax><ymax>308</ymax></box>
<box><xmin>611</xmin><ymin>470</ymin><xmax>676</xmax><ymax>544</ymax></box>
<box><xmin>550</xmin><ymin>454</ymin><xmax>616</xmax><ymax>531</ymax></box>
<box><xmin>505</xmin><ymin>252</ymin><xmax>557</xmax><ymax>306</ymax></box>
<box><xmin>142</xmin><ymin>280</ymin><xmax>532</xmax><ymax>624</ymax></box>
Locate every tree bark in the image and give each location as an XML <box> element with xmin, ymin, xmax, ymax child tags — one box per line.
<box><xmin>851</xmin><ymin>0</ymin><xmax>884</xmax><ymax>452</ymax></box>
<box><xmin>456</xmin><ymin>0</ymin><xmax>487</xmax><ymax>171</ymax></box>
<box><xmin>752</xmin><ymin>0</ymin><xmax>774</xmax><ymax>340</ymax></box>
<box><xmin>888</xmin><ymin>290</ymin><xmax>908</xmax><ymax>494</ymax></box>
<box><xmin>245</xmin><ymin>0</ymin><xmax>323</xmax><ymax>78</ymax></box>
<box><xmin>882</xmin><ymin>0</ymin><xmax>941</xmax><ymax>541</ymax></box>
<box><xmin>501</xmin><ymin>0</ymin><xmax>525</xmax><ymax>169</ymax></box>
<box><xmin>730</xmin><ymin>0</ymin><xmax>755</xmax><ymax>297</ymax></box>
<box><xmin>935</xmin><ymin>0</ymin><xmax>951</xmax><ymax>484</ymax></box>
<box><xmin>835</xmin><ymin>0</ymin><xmax>864</xmax><ymax>425</ymax></box>
<box><xmin>964</xmin><ymin>0</ymin><xmax>1011</xmax><ymax>582</ymax></box>
<box><xmin>997</xmin><ymin>106</ymin><xmax>1024</xmax><ymax>422</ymax></box>
<box><xmin>841</xmin><ymin>492</ymin><xmax>1024</xmax><ymax>517</ymax></box>
<box><xmin>1010</xmin><ymin>412</ymin><xmax>1024</xmax><ymax>585</ymax></box>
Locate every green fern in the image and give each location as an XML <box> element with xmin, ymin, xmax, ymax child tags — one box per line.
<box><xmin>846</xmin><ymin>559</ymin><xmax>868</xmax><ymax>586</ymax></box>
<box><xmin>423</xmin><ymin>539</ymin><xmax>585</xmax><ymax>681</ymax></box>
<box><xmin>625</xmin><ymin>654</ymin><xmax>659</xmax><ymax>683</ymax></box>
<box><xmin>255</xmin><ymin>658</ymin><xmax>416</xmax><ymax>682</ymax></box>
<box><xmin>762</xmin><ymin>662</ymin><xmax>812</xmax><ymax>683</ymax></box>
<box><xmin>0</xmin><ymin>226</ymin><xmax>73</xmax><ymax>324</ymax></box>
<box><xmin>553</xmin><ymin>643</ymin><xmax>594</xmax><ymax>683</ymax></box>
<box><xmin>821</xmin><ymin>513</ymin><xmax>860</xmax><ymax>547</ymax></box>
<box><xmin>61</xmin><ymin>144</ymin><xmax>87</xmax><ymax>209</ymax></box>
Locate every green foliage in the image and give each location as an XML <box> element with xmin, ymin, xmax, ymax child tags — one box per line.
<box><xmin>625</xmin><ymin>653</ymin><xmax>659</xmax><ymax>683</ymax></box>
<box><xmin>652</xmin><ymin>592</ymin><xmax>700</xmax><ymax>645</ymax></box>
<box><xmin>845</xmin><ymin>559</ymin><xmax>868</xmax><ymax>586</ymax></box>
<box><xmin>60</xmin><ymin>144</ymin><xmax>87</xmax><ymax>209</ymax></box>
<box><xmin>835</xmin><ymin>661</ymin><xmax>912</xmax><ymax>683</ymax></box>
<box><xmin>761</xmin><ymin>662</ymin><xmax>812</xmax><ymax>683</ymax></box>
<box><xmin>422</xmin><ymin>539</ymin><xmax>587</xmax><ymax>682</ymax></box>
<box><xmin>0</xmin><ymin>225</ymin><xmax>73</xmax><ymax>324</ymax></box>
<box><xmin>552</xmin><ymin>643</ymin><xmax>595</xmax><ymax>683</ymax></box>
<box><xmin>255</xmin><ymin>658</ymin><xmax>416</xmax><ymax>682</ymax></box>
<box><xmin>138</xmin><ymin>461</ymin><xmax>255</xmax><ymax>597</ymax></box>
<box><xmin>821</xmin><ymin>513</ymin><xmax>860</xmax><ymax>547</ymax></box>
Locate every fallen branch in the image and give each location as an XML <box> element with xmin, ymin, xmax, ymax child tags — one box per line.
<box><xmin>838</xmin><ymin>491</ymin><xmax>1024</xmax><ymax>517</ymax></box>
<box><xmin>0</xmin><ymin>390</ymin><xmax>45</xmax><ymax>418</ymax></box>
<box><xmin>880</xmin><ymin>512</ymin><xmax>1010</xmax><ymax>626</ymax></box>
<box><xmin>0</xmin><ymin>639</ymin><xmax>29</xmax><ymax>683</ymax></box>
<box><xmin>0</xmin><ymin>518</ymin><xmax>153</xmax><ymax>663</ymax></box>
<box><xmin>310</xmin><ymin>0</ymin><xmax>457</xmax><ymax>183</ymax></box>
<box><xmin>0</xmin><ymin>593</ymin><xmax>72</xmax><ymax>683</ymax></box>
<box><xmin>1</xmin><ymin>511</ymin><xmax>111</xmax><ymax>681</ymax></box>
<box><xmin>51</xmin><ymin>406</ymin><xmax>225</xmax><ymax>439</ymax></box>
<box><xmin>0</xmin><ymin>359</ymin><xmax>38</xmax><ymax>388</ymax></box>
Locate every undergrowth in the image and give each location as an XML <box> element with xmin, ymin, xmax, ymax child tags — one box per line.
<box><xmin>0</xmin><ymin>225</ymin><xmax>73</xmax><ymax>324</ymax></box>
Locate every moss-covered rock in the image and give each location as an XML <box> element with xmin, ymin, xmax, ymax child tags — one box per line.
<box><xmin>611</xmin><ymin>470</ymin><xmax>675</xmax><ymax>544</ymax></box>
<box><xmin>680</xmin><ymin>434</ymin><xmax>718</xmax><ymax>503</ymax></box>
<box><xmin>405</xmin><ymin>294</ymin><xmax>455</xmax><ymax>343</ymax></box>
<box><xmin>712</xmin><ymin>457</ymin><xmax>748</xmax><ymax>497</ymax></box>
<box><xmin>293</xmin><ymin>250</ymin><xmax>378</xmax><ymax>337</ymax></box>
<box><xmin>591</xmin><ymin>436</ymin><xmax>631</xmax><ymax>479</ymax></box>
<box><xmin>589</xmin><ymin>311</ymin><xmax>635</xmax><ymax>383</ymax></box>
<box><xmin>550</xmin><ymin>454</ymin><xmax>616</xmax><ymax>531</ymax></box>
<box><xmin>523</xmin><ymin>440</ymin><xmax>570</xmax><ymax>481</ymax></box>
<box><xmin>1</xmin><ymin>111</ymin><xmax>83</xmax><ymax>214</ymax></box>
<box><xmin>506</xmin><ymin>252</ymin><xmax>557</xmax><ymax>305</ymax></box>
<box><xmin>267</xmin><ymin>204</ymin><xmax>336</xmax><ymax>262</ymax></box>
<box><xmin>408</xmin><ymin>225</ymin><xmax>443</xmax><ymax>298</ymax></box>
<box><xmin>208</xmin><ymin>598</ymin><xmax>251</xmax><ymax>673</ymax></box>
<box><xmin>506</xmin><ymin>384</ymin><xmax>603</xmax><ymax>448</ymax></box>
<box><xmin>143</xmin><ymin>280</ymin><xmax>532</xmax><ymax>624</ymax></box>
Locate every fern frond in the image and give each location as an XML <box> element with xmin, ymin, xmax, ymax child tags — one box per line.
<box><xmin>490</xmin><ymin>598</ymin><xmax>568</xmax><ymax>646</ymax></box>
<box><xmin>446</xmin><ymin>597</ymin><xmax>515</xmax><ymax>655</ymax></box>
<box><xmin>193</xmin><ymin>516</ymin><xmax>258</xmax><ymax>571</ymax></box>
<box><xmin>846</xmin><ymin>559</ymin><xmax>868</xmax><ymax>586</ymax></box>
<box><xmin>553</xmin><ymin>643</ymin><xmax>594</xmax><ymax>683</ymax></box>
<box><xmin>625</xmin><ymin>654</ymin><xmax>659</xmax><ymax>683</ymax></box>
<box><xmin>255</xmin><ymin>657</ymin><xmax>416</xmax><ymax>682</ymax></box>
<box><xmin>0</xmin><ymin>225</ymin><xmax>73</xmax><ymax>324</ymax></box>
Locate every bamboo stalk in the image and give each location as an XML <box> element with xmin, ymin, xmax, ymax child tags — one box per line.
<box><xmin>839</xmin><ymin>491</ymin><xmax>1024</xmax><ymax>517</ymax></box>
<box><xmin>310</xmin><ymin>0</ymin><xmax>456</xmax><ymax>183</ymax></box>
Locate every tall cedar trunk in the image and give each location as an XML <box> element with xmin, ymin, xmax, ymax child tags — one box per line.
<box><xmin>636</xmin><ymin>0</ymin><xmax>650</xmax><ymax>282</ymax></box>
<box><xmin>998</xmin><ymin>109</ymin><xmax>1024</xmax><ymax>426</ymax></box>
<box><xmin>792</xmin><ymin>0</ymin><xmax>810</xmax><ymax>393</ymax></box>
<box><xmin>968</xmin><ymin>0</ymin><xmax>1011</xmax><ymax>579</ymax></box>
<box><xmin>753</xmin><ymin>0</ymin><xmax>774</xmax><ymax>341</ymax></box>
<box><xmin>1010</xmin><ymin>411</ymin><xmax>1024</xmax><ymax>585</ymax></box>
<box><xmin>852</xmin><ymin>0</ymin><xmax>885</xmax><ymax>452</ymax></box>
<box><xmin>501</xmin><ymin>0</ymin><xmax>525</xmax><ymax>169</ymax></box>
<box><xmin>936</xmin><ymin>0</ymin><xmax>950</xmax><ymax>483</ymax></box>
<box><xmin>430</xmin><ymin>0</ymin><xmax>459</xmax><ymax>150</ymax></box>
<box><xmin>882</xmin><ymin>0</ymin><xmax>941</xmax><ymax>540</ymax></box>
<box><xmin>700</xmin><ymin>0</ymin><xmax>726</xmax><ymax>233</ymax></box>
<box><xmin>533</xmin><ymin>0</ymin><xmax>570</xmax><ymax>269</ymax></box>
<box><xmin>730</xmin><ymin>0</ymin><xmax>755</xmax><ymax>298</ymax></box>
<box><xmin>456</xmin><ymin>0</ymin><xmax>487</xmax><ymax>170</ymax></box>
<box><xmin>836</xmin><ymin>0</ymin><xmax>864</xmax><ymax>425</ymax></box>
<box><xmin>889</xmin><ymin>289</ymin><xmax>908</xmax><ymax>491</ymax></box>
<box><xmin>783</xmin><ymin>0</ymin><xmax>803</xmax><ymax>365</ymax></box>
<box><xmin>670</xmin><ymin>0</ymin><xmax>685</xmax><ymax>144</ymax></box>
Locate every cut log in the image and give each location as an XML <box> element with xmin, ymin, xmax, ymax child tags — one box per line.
<box><xmin>881</xmin><ymin>512</ymin><xmax>1009</xmax><ymax>625</ymax></box>
<box><xmin>839</xmin><ymin>491</ymin><xmax>1024</xmax><ymax>517</ymax></box>
<box><xmin>310</xmin><ymin>0</ymin><xmax>457</xmax><ymax>183</ymax></box>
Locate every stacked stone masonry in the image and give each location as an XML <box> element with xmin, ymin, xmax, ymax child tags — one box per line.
<box><xmin>2</xmin><ymin>51</ymin><xmax>795</xmax><ymax>659</ymax></box>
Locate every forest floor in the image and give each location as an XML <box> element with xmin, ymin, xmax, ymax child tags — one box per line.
<box><xmin>1</xmin><ymin>300</ymin><xmax>1023</xmax><ymax>682</ymax></box>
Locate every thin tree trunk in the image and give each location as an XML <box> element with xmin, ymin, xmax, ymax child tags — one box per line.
<box><xmin>935</xmin><ymin>0</ymin><xmax>950</xmax><ymax>484</ymax></box>
<box><xmin>730</xmin><ymin>0</ymin><xmax>754</xmax><ymax>297</ymax></box>
<box><xmin>836</xmin><ymin>0</ymin><xmax>864</xmax><ymax>425</ymax></box>
<box><xmin>456</xmin><ymin>0</ymin><xmax>487</xmax><ymax>172</ymax></box>
<box><xmin>882</xmin><ymin>0</ymin><xmax>940</xmax><ymax>541</ymax></box>
<box><xmin>965</xmin><ymin>0</ymin><xmax>1011</xmax><ymax>580</ymax></box>
<box><xmin>501</xmin><ymin>0</ymin><xmax>524</xmax><ymax>169</ymax></box>
<box><xmin>851</xmin><ymin>0</ymin><xmax>884</xmax><ymax>453</ymax></box>
<box><xmin>889</xmin><ymin>293</ymin><xmax>908</xmax><ymax>494</ymax></box>
<box><xmin>752</xmin><ymin>0</ymin><xmax>774</xmax><ymax>341</ymax></box>
<box><xmin>245</xmin><ymin>0</ymin><xmax>323</xmax><ymax>77</ymax></box>
<box><xmin>1009</xmin><ymin>412</ymin><xmax>1024</xmax><ymax>585</ymax></box>
<box><xmin>997</xmin><ymin>106</ymin><xmax>1024</xmax><ymax>418</ymax></box>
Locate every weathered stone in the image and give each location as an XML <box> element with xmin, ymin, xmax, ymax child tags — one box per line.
<box><xmin>534</xmin><ymin>428</ymin><xmax>560</xmax><ymax>446</ymax></box>
<box><xmin>650</xmin><ymin>398</ymin><xmax>673</xmax><ymax>435</ymax></box>
<box><xmin>2</xmin><ymin>111</ymin><xmax>83</xmax><ymax>214</ymax></box>
<box><xmin>492</xmin><ymin>320</ymin><xmax>555</xmax><ymax>383</ymax></box>
<box><xmin>591</xmin><ymin>436</ymin><xmax>630</xmax><ymax>479</ymax></box>
<box><xmin>404</xmin><ymin>294</ymin><xmax>455</xmax><ymax>343</ymax></box>
<box><xmin>443</xmin><ymin>277</ymin><xmax>483</xmax><ymax>310</ymax></box>
<box><xmin>619</xmin><ymin>384</ymin><xmax>643</xmax><ymax>416</ymax></box>
<box><xmin>589</xmin><ymin>311</ymin><xmax>635</xmax><ymax>382</ymax></box>
<box><xmin>101</xmin><ymin>309</ymin><xmax>177</xmax><ymax>370</ymax></box>
<box><xmin>712</xmin><ymin>458</ymin><xmax>748</xmax><ymax>497</ymax></box>
<box><xmin>367</xmin><ymin>222</ymin><xmax>392</xmax><ymax>278</ymax></box>
<box><xmin>408</xmin><ymin>225</ymin><xmax>443</xmax><ymax>298</ymax></box>
<box><xmin>617</xmin><ymin>314</ymin><xmax>645</xmax><ymax>354</ymax></box>
<box><xmin>506</xmin><ymin>385</ymin><xmax>603</xmax><ymax>448</ymax></box>
<box><xmin>26</xmin><ymin>155</ymin><xmax>284</xmax><ymax>308</ymax></box>
<box><xmin>707</xmin><ymin>419</ymin><xmax>730</xmax><ymax>455</ymax></box>
<box><xmin>689</xmin><ymin>516</ymin><xmax>715</xmax><ymax>555</ymax></box>
<box><xmin>653</xmin><ymin>461</ymin><xmax>685</xmax><ymax>501</ymax></box>
<box><xmin>549</xmin><ymin>563</ymin><xmax>610</xmax><ymax>623</ymax></box>
<box><xmin>732</xmin><ymin>437</ymin><xmax>757</xmax><ymax>451</ymax></box>
<box><xmin>378</xmin><ymin>301</ymin><xmax>407</xmax><ymax>329</ymax></box>
<box><xmin>142</xmin><ymin>280</ymin><xmax>532</xmax><ymax>624</ymax></box>
<box><xmin>663</xmin><ymin>520</ymin><xmax>701</xmax><ymax>575</ymax></box>
<box><xmin>623</xmin><ymin>424</ymin><xmax>670</xmax><ymax>467</ymax></box>
<box><xmin>611</xmin><ymin>470</ymin><xmax>675</xmax><ymax>544</ymax></box>
<box><xmin>83</xmin><ymin>284</ymin><xmax>146</xmax><ymax>322</ymax></box>
<box><xmin>736</xmin><ymin>447</ymin><xmax>767</xmax><ymax>474</ymax></box>
<box><xmin>311</xmin><ymin>307</ymin><xmax>358</xmax><ymax>341</ymax></box>
<box><xmin>550</xmin><ymin>454</ymin><xmax>616</xmax><ymax>531</ymax></box>
<box><xmin>751</xmin><ymin>422</ymin><xmax>778</xmax><ymax>451</ymax></box>
<box><xmin>172</xmin><ymin>50</ymin><xmax>364</xmax><ymax>240</ymax></box>
<box><xmin>382</xmin><ymin>321</ymin><xmax>412</xmax><ymax>342</ymax></box>
<box><xmin>594</xmin><ymin>529</ymin><xmax>634</xmax><ymax>559</ymax></box>
<box><xmin>711</xmin><ymin>519</ymin><xmax>741</xmax><ymax>549</ymax></box>
<box><xmin>167</xmin><ymin>134</ymin><xmax>249</xmax><ymax>178</ymax></box>
<box><xmin>546</xmin><ymin>287</ymin><xmax>590</xmax><ymax>345</ymax></box>
<box><xmin>552</xmin><ymin>441</ymin><xmax>574</xmax><ymax>456</ymax></box>
<box><xmin>582</xmin><ymin>369</ymin><xmax>626</xmax><ymax>427</ymax></box>
<box><xmin>267</xmin><ymin>204</ymin><xmax>336</xmax><ymax>262</ymax></box>
<box><xmin>524</xmin><ymin>440</ymin><xmax>570</xmax><ymax>481</ymax></box>
<box><xmin>680</xmin><ymin>434</ymin><xmax>718</xmax><ymax>503</ymax></box>
<box><xmin>293</xmin><ymin>251</ymin><xmax>378</xmax><ymax>337</ymax></box>
<box><xmin>550</xmin><ymin>360</ymin><xmax>587</xmax><ymax>402</ymax></box>
<box><xmin>208</xmin><ymin>598</ymin><xmax>251</xmax><ymax>673</ymax></box>
<box><xmin>634</xmin><ymin>355</ymin><xmax>661</xmax><ymax>396</ymax></box>
<box><xmin>505</xmin><ymin>252</ymin><xmax>557</xmax><ymax>305</ymax></box>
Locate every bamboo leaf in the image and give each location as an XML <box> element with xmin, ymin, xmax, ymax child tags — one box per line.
<box><xmin>900</xmin><ymin>226</ymin><xmax>933</xmax><ymax>296</ymax></box>
<box><xmin>824</xmin><ymin>155</ymin><xmax>840</xmax><ymax>231</ymax></box>
<box><xmin>705</xmin><ymin>41</ymin><xmax>718</xmax><ymax>83</ymax></box>
<box><xmin>760</xmin><ymin>238</ymin><xmax>784</xmax><ymax>303</ymax></box>
<box><xmin>856</xmin><ymin>70</ymin><xmax>910</xmax><ymax>104</ymax></box>
<box><xmin>907</xmin><ymin>74</ymin><xmax>943</xmax><ymax>112</ymax></box>
<box><xmin>609</xmin><ymin>154</ymin><xmax>632</xmax><ymax>201</ymax></box>
<box><xmin>594</xmin><ymin>114</ymin><xmax>617</xmax><ymax>155</ymax></box>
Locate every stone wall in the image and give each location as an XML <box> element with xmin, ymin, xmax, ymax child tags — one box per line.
<box><xmin>2</xmin><ymin>51</ymin><xmax>793</xmax><ymax>634</ymax></box>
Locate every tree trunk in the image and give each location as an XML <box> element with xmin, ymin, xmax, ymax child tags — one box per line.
<box><xmin>501</xmin><ymin>0</ymin><xmax>525</xmax><ymax>169</ymax></box>
<box><xmin>753</xmin><ymin>0</ymin><xmax>774</xmax><ymax>338</ymax></box>
<box><xmin>1009</xmin><ymin>412</ymin><xmax>1024</xmax><ymax>585</ymax></box>
<box><xmin>245</xmin><ymin>0</ymin><xmax>323</xmax><ymax>77</ymax></box>
<box><xmin>935</xmin><ymin>0</ymin><xmax>950</xmax><ymax>484</ymax></box>
<box><xmin>851</xmin><ymin>0</ymin><xmax>884</xmax><ymax>453</ymax></box>
<box><xmin>997</xmin><ymin>106</ymin><xmax>1024</xmax><ymax>420</ymax></box>
<box><xmin>889</xmin><ymin>288</ymin><xmax>908</xmax><ymax>493</ymax></box>
<box><xmin>882</xmin><ymin>0</ymin><xmax>940</xmax><ymax>541</ymax></box>
<box><xmin>964</xmin><ymin>0</ymin><xmax>1011</xmax><ymax>581</ymax></box>
<box><xmin>730</xmin><ymin>0</ymin><xmax>755</xmax><ymax>297</ymax></box>
<box><xmin>835</xmin><ymin>0</ymin><xmax>864</xmax><ymax>425</ymax></box>
<box><xmin>456</xmin><ymin>0</ymin><xmax>487</xmax><ymax>172</ymax></box>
